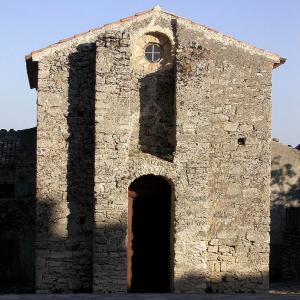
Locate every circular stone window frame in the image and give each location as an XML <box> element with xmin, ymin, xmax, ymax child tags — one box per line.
<box><xmin>144</xmin><ymin>43</ymin><xmax>164</xmax><ymax>63</ymax></box>
<box><xmin>131</xmin><ymin>30</ymin><xmax>174</xmax><ymax>74</ymax></box>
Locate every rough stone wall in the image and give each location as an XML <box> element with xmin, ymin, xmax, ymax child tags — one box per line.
<box><xmin>0</xmin><ymin>128</ymin><xmax>36</xmax><ymax>292</ymax></box>
<box><xmin>33</xmin><ymin>11</ymin><xmax>277</xmax><ymax>294</ymax></box>
<box><xmin>93</xmin><ymin>15</ymin><xmax>210</xmax><ymax>293</ymax></box>
<box><xmin>170</xmin><ymin>23</ymin><xmax>273</xmax><ymax>292</ymax></box>
<box><xmin>93</xmin><ymin>31</ymin><xmax>132</xmax><ymax>292</ymax></box>
<box><xmin>172</xmin><ymin>22</ymin><xmax>210</xmax><ymax>292</ymax></box>
<box><xmin>270</xmin><ymin>141</ymin><xmax>300</xmax><ymax>282</ymax></box>
<box><xmin>206</xmin><ymin>40</ymin><xmax>273</xmax><ymax>292</ymax></box>
<box><xmin>36</xmin><ymin>43</ymin><xmax>95</xmax><ymax>292</ymax></box>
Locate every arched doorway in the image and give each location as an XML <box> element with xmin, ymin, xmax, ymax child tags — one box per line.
<box><xmin>127</xmin><ymin>175</ymin><xmax>173</xmax><ymax>292</ymax></box>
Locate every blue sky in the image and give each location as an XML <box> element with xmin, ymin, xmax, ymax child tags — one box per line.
<box><xmin>0</xmin><ymin>0</ymin><xmax>299</xmax><ymax>145</ymax></box>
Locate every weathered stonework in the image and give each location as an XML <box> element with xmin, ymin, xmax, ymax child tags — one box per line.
<box><xmin>35</xmin><ymin>43</ymin><xmax>95</xmax><ymax>292</ymax></box>
<box><xmin>206</xmin><ymin>46</ymin><xmax>273</xmax><ymax>293</ymax></box>
<box><xmin>25</xmin><ymin>6</ymin><xmax>284</xmax><ymax>293</ymax></box>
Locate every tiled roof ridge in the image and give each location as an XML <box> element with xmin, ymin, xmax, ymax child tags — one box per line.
<box><xmin>25</xmin><ymin>5</ymin><xmax>285</xmax><ymax>65</ymax></box>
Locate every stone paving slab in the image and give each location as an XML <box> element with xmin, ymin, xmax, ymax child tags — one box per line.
<box><xmin>0</xmin><ymin>294</ymin><xmax>299</xmax><ymax>300</ymax></box>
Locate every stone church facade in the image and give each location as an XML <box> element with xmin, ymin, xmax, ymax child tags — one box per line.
<box><xmin>25</xmin><ymin>6</ymin><xmax>285</xmax><ymax>293</ymax></box>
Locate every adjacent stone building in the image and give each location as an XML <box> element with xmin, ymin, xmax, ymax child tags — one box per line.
<box><xmin>270</xmin><ymin>140</ymin><xmax>300</xmax><ymax>282</ymax></box>
<box><xmin>24</xmin><ymin>6</ymin><xmax>285</xmax><ymax>293</ymax></box>
<box><xmin>0</xmin><ymin>128</ymin><xmax>36</xmax><ymax>292</ymax></box>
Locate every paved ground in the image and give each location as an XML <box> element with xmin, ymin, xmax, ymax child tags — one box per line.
<box><xmin>1</xmin><ymin>284</ymin><xmax>300</xmax><ymax>300</ymax></box>
<box><xmin>0</xmin><ymin>294</ymin><xmax>299</xmax><ymax>300</ymax></box>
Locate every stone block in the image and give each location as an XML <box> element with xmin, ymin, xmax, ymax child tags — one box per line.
<box><xmin>224</xmin><ymin>122</ymin><xmax>239</xmax><ymax>132</ymax></box>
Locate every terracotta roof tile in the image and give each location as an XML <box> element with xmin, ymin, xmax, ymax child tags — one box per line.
<box><xmin>135</xmin><ymin>9</ymin><xmax>153</xmax><ymax>16</ymax></box>
<box><xmin>88</xmin><ymin>27</ymin><xmax>101</xmax><ymax>32</ymax></box>
<box><xmin>101</xmin><ymin>20</ymin><xmax>122</xmax><ymax>28</ymax></box>
<box><xmin>120</xmin><ymin>15</ymin><xmax>137</xmax><ymax>22</ymax></box>
<box><xmin>74</xmin><ymin>31</ymin><xmax>90</xmax><ymax>38</ymax></box>
<box><xmin>59</xmin><ymin>37</ymin><xmax>74</xmax><ymax>43</ymax></box>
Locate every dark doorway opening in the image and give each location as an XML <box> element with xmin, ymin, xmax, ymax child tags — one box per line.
<box><xmin>128</xmin><ymin>175</ymin><xmax>172</xmax><ymax>293</ymax></box>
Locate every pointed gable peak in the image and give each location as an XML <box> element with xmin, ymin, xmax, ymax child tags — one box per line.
<box><xmin>25</xmin><ymin>6</ymin><xmax>285</xmax><ymax>68</ymax></box>
<box><xmin>153</xmin><ymin>5</ymin><xmax>162</xmax><ymax>12</ymax></box>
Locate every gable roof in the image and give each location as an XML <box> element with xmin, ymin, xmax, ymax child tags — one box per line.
<box><xmin>25</xmin><ymin>5</ymin><xmax>285</xmax><ymax>87</ymax></box>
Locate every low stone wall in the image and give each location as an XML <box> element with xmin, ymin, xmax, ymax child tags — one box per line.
<box><xmin>0</xmin><ymin>128</ymin><xmax>36</xmax><ymax>293</ymax></box>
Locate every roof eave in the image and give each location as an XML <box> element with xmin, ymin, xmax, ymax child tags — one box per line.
<box><xmin>273</xmin><ymin>57</ymin><xmax>287</xmax><ymax>69</ymax></box>
<box><xmin>26</xmin><ymin>57</ymin><xmax>38</xmax><ymax>89</ymax></box>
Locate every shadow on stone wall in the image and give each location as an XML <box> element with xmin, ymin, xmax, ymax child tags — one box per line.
<box><xmin>174</xmin><ymin>271</ymin><xmax>269</xmax><ymax>293</ymax></box>
<box><xmin>138</xmin><ymin>63</ymin><xmax>176</xmax><ymax>162</ymax></box>
<box><xmin>93</xmin><ymin>221</ymin><xmax>128</xmax><ymax>293</ymax></box>
<box><xmin>271</xmin><ymin>155</ymin><xmax>300</xmax><ymax>203</ymax></box>
<box><xmin>138</xmin><ymin>19</ymin><xmax>178</xmax><ymax>163</ymax></box>
<box><xmin>66</xmin><ymin>43</ymin><xmax>96</xmax><ymax>292</ymax></box>
<box><xmin>270</xmin><ymin>155</ymin><xmax>300</xmax><ymax>282</ymax></box>
<box><xmin>0</xmin><ymin>198</ymin><xmax>36</xmax><ymax>294</ymax></box>
<box><xmin>139</xmin><ymin>15</ymin><xmax>178</xmax><ymax>161</ymax></box>
<box><xmin>92</xmin><ymin>221</ymin><xmax>269</xmax><ymax>293</ymax></box>
<box><xmin>0</xmin><ymin>128</ymin><xmax>36</xmax><ymax>293</ymax></box>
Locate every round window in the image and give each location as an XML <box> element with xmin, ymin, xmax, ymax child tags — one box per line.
<box><xmin>144</xmin><ymin>43</ymin><xmax>164</xmax><ymax>62</ymax></box>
